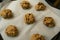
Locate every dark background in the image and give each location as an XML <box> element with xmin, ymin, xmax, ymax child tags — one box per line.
<box><xmin>45</xmin><ymin>0</ymin><xmax>60</xmax><ymax>9</ymax></box>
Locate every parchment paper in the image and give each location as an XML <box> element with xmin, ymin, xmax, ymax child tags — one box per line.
<box><xmin>0</xmin><ymin>0</ymin><xmax>60</xmax><ymax>40</ymax></box>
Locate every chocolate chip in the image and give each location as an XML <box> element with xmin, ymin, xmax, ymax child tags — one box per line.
<box><xmin>29</xmin><ymin>14</ymin><xmax>31</xmax><ymax>15</ymax></box>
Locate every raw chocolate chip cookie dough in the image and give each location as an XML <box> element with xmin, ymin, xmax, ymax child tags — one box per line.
<box><xmin>35</xmin><ymin>2</ymin><xmax>46</xmax><ymax>11</ymax></box>
<box><xmin>31</xmin><ymin>34</ymin><xmax>45</xmax><ymax>40</ymax></box>
<box><xmin>0</xmin><ymin>9</ymin><xmax>13</xmax><ymax>19</ymax></box>
<box><xmin>24</xmin><ymin>13</ymin><xmax>35</xmax><ymax>24</ymax></box>
<box><xmin>43</xmin><ymin>17</ymin><xmax>55</xmax><ymax>27</ymax></box>
<box><xmin>5</xmin><ymin>25</ymin><xmax>18</xmax><ymax>37</ymax></box>
<box><xmin>21</xmin><ymin>1</ymin><xmax>31</xmax><ymax>9</ymax></box>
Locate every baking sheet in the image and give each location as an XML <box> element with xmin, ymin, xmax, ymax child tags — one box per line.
<box><xmin>0</xmin><ymin>0</ymin><xmax>60</xmax><ymax>40</ymax></box>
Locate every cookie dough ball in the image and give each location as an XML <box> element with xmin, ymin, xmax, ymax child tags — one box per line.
<box><xmin>21</xmin><ymin>1</ymin><xmax>31</xmax><ymax>9</ymax></box>
<box><xmin>24</xmin><ymin>13</ymin><xmax>35</xmax><ymax>24</ymax></box>
<box><xmin>43</xmin><ymin>17</ymin><xmax>55</xmax><ymax>27</ymax></box>
<box><xmin>35</xmin><ymin>2</ymin><xmax>46</xmax><ymax>11</ymax></box>
<box><xmin>0</xmin><ymin>9</ymin><xmax>13</xmax><ymax>19</ymax></box>
<box><xmin>31</xmin><ymin>34</ymin><xmax>45</xmax><ymax>40</ymax></box>
<box><xmin>5</xmin><ymin>25</ymin><xmax>18</xmax><ymax>37</ymax></box>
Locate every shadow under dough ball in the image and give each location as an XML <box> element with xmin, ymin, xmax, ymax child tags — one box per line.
<box><xmin>35</xmin><ymin>2</ymin><xmax>46</xmax><ymax>11</ymax></box>
<box><xmin>5</xmin><ymin>25</ymin><xmax>19</xmax><ymax>37</ymax></box>
<box><xmin>0</xmin><ymin>9</ymin><xmax>13</xmax><ymax>19</ymax></box>
<box><xmin>24</xmin><ymin>13</ymin><xmax>35</xmax><ymax>24</ymax></box>
<box><xmin>43</xmin><ymin>17</ymin><xmax>55</xmax><ymax>27</ymax></box>
<box><xmin>21</xmin><ymin>1</ymin><xmax>31</xmax><ymax>9</ymax></box>
<box><xmin>31</xmin><ymin>34</ymin><xmax>45</xmax><ymax>40</ymax></box>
